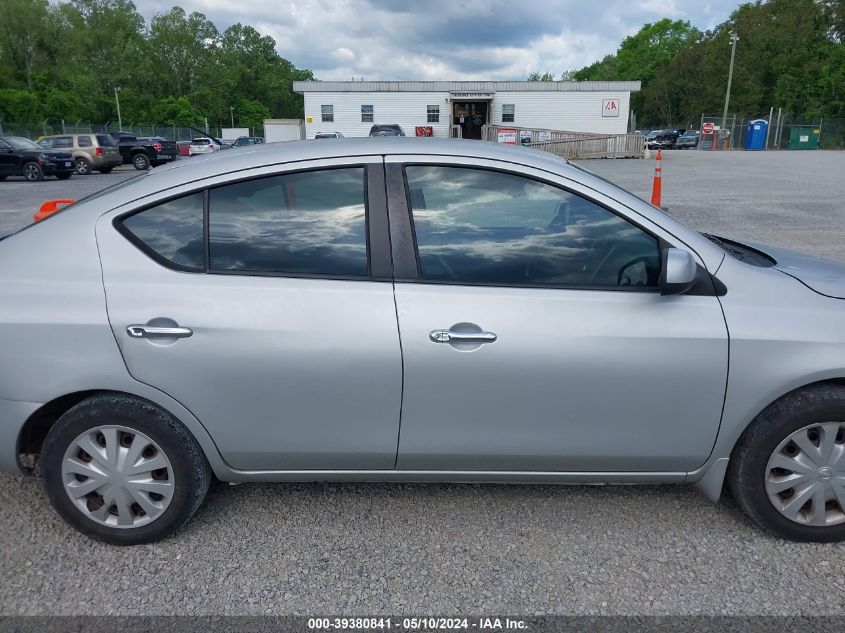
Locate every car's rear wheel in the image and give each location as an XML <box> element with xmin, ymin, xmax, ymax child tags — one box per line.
<box><xmin>41</xmin><ymin>394</ymin><xmax>211</xmax><ymax>545</ymax></box>
<box><xmin>75</xmin><ymin>157</ymin><xmax>92</xmax><ymax>175</ymax></box>
<box><xmin>729</xmin><ymin>384</ymin><xmax>845</xmax><ymax>542</ymax></box>
<box><xmin>22</xmin><ymin>162</ymin><xmax>44</xmax><ymax>182</ymax></box>
<box><xmin>132</xmin><ymin>153</ymin><xmax>150</xmax><ymax>170</ymax></box>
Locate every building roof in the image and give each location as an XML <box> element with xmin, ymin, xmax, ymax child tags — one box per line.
<box><xmin>293</xmin><ymin>80</ymin><xmax>641</xmax><ymax>93</ymax></box>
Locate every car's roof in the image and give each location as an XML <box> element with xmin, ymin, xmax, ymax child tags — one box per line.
<box><xmin>151</xmin><ymin>137</ymin><xmax>571</xmax><ymax>181</ymax></box>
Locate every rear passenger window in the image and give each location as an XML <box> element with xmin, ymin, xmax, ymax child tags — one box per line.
<box><xmin>96</xmin><ymin>134</ymin><xmax>116</xmax><ymax>146</ymax></box>
<box><xmin>208</xmin><ymin>168</ymin><xmax>368</xmax><ymax>277</ymax></box>
<box><xmin>53</xmin><ymin>137</ymin><xmax>73</xmax><ymax>149</ymax></box>
<box><xmin>78</xmin><ymin>136</ymin><xmax>92</xmax><ymax>147</ymax></box>
<box><xmin>121</xmin><ymin>193</ymin><xmax>204</xmax><ymax>270</ymax></box>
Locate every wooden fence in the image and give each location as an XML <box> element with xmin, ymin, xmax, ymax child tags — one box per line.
<box><xmin>486</xmin><ymin>125</ymin><xmax>645</xmax><ymax>159</ymax></box>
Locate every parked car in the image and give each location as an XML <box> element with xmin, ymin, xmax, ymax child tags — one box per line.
<box><xmin>110</xmin><ymin>132</ymin><xmax>180</xmax><ymax>170</ymax></box>
<box><xmin>2</xmin><ymin>138</ymin><xmax>845</xmax><ymax>544</ymax></box>
<box><xmin>645</xmin><ymin>129</ymin><xmax>680</xmax><ymax>150</ymax></box>
<box><xmin>189</xmin><ymin>137</ymin><xmax>219</xmax><ymax>156</ymax></box>
<box><xmin>675</xmin><ymin>130</ymin><xmax>700</xmax><ymax>149</ymax></box>
<box><xmin>233</xmin><ymin>136</ymin><xmax>264</xmax><ymax>146</ymax></box>
<box><xmin>38</xmin><ymin>133</ymin><xmax>122</xmax><ymax>175</ymax></box>
<box><xmin>369</xmin><ymin>124</ymin><xmax>405</xmax><ymax>137</ymax></box>
<box><xmin>314</xmin><ymin>132</ymin><xmax>345</xmax><ymax>139</ymax></box>
<box><xmin>0</xmin><ymin>136</ymin><xmax>75</xmax><ymax>181</ymax></box>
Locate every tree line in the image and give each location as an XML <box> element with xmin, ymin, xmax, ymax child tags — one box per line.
<box><xmin>530</xmin><ymin>0</ymin><xmax>845</xmax><ymax>128</ymax></box>
<box><xmin>0</xmin><ymin>0</ymin><xmax>314</xmax><ymax>129</ymax></box>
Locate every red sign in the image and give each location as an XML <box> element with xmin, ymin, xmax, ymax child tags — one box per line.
<box><xmin>415</xmin><ymin>126</ymin><xmax>433</xmax><ymax>137</ymax></box>
<box><xmin>497</xmin><ymin>128</ymin><xmax>518</xmax><ymax>144</ymax></box>
<box><xmin>703</xmin><ymin>122</ymin><xmax>714</xmax><ymax>134</ymax></box>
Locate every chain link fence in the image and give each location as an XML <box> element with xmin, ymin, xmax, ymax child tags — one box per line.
<box><xmin>0</xmin><ymin>120</ymin><xmax>264</xmax><ymax>142</ymax></box>
<box><xmin>640</xmin><ymin>115</ymin><xmax>844</xmax><ymax>150</ymax></box>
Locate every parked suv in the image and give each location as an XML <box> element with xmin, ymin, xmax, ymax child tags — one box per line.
<box><xmin>645</xmin><ymin>130</ymin><xmax>680</xmax><ymax>150</ymax></box>
<box><xmin>38</xmin><ymin>133</ymin><xmax>122</xmax><ymax>175</ymax></box>
<box><xmin>369</xmin><ymin>124</ymin><xmax>405</xmax><ymax>137</ymax></box>
<box><xmin>0</xmin><ymin>136</ymin><xmax>75</xmax><ymax>181</ymax></box>
<box><xmin>233</xmin><ymin>136</ymin><xmax>264</xmax><ymax>146</ymax></box>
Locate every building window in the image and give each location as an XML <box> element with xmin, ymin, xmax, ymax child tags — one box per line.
<box><xmin>502</xmin><ymin>104</ymin><xmax>515</xmax><ymax>123</ymax></box>
<box><xmin>426</xmin><ymin>105</ymin><xmax>440</xmax><ymax>123</ymax></box>
<box><xmin>361</xmin><ymin>105</ymin><xmax>374</xmax><ymax>122</ymax></box>
<box><xmin>321</xmin><ymin>105</ymin><xmax>334</xmax><ymax>123</ymax></box>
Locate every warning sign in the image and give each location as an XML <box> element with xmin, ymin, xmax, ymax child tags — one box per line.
<box><xmin>602</xmin><ymin>99</ymin><xmax>620</xmax><ymax>117</ymax></box>
<box><xmin>497</xmin><ymin>128</ymin><xmax>518</xmax><ymax>144</ymax></box>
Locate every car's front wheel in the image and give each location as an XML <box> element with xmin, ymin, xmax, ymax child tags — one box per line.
<box><xmin>22</xmin><ymin>162</ymin><xmax>44</xmax><ymax>182</ymax></box>
<box><xmin>41</xmin><ymin>394</ymin><xmax>211</xmax><ymax>545</ymax></box>
<box><xmin>729</xmin><ymin>384</ymin><xmax>845</xmax><ymax>542</ymax></box>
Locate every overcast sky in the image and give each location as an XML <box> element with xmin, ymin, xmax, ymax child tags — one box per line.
<box><xmin>137</xmin><ymin>0</ymin><xmax>739</xmax><ymax>80</ymax></box>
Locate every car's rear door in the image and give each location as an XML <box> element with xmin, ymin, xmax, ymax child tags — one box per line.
<box><xmin>97</xmin><ymin>157</ymin><xmax>402</xmax><ymax>470</ymax></box>
<box><xmin>385</xmin><ymin>156</ymin><xmax>729</xmax><ymax>473</ymax></box>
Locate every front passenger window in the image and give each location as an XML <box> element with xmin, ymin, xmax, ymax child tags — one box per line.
<box><xmin>405</xmin><ymin>166</ymin><xmax>660</xmax><ymax>288</ymax></box>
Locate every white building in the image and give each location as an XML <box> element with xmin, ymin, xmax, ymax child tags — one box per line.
<box><xmin>293</xmin><ymin>80</ymin><xmax>640</xmax><ymax>140</ymax></box>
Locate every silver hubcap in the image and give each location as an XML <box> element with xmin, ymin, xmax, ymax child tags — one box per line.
<box><xmin>24</xmin><ymin>164</ymin><xmax>39</xmax><ymax>179</ymax></box>
<box><xmin>134</xmin><ymin>156</ymin><xmax>146</xmax><ymax>168</ymax></box>
<box><xmin>61</xmin><ymin>425</ymin><xmax>175</xmax><ymax>528</ymax></box>
<box><xmin>765</xmin><ymin>422</ymin><xmax>845</xmax><ymax>526</ymax></box>
<box><xmin>76</xmin><ymin>159</ymin><xmax>88</xmax><ymax>173</ymax></box>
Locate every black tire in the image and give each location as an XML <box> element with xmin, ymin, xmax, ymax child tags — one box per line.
<box><xmin>22</xmin><ymin>161</ymin><xmax>44</xmax><ymax>182</ymax></box>
<box><xmin>74</xmin><ymin>157</ymin><xmax>92</xmax><ymax>175</ymax></box>
<box><xmin>132</xmin><ymin>152</ymin><xmax>150</xmax><ymax>170</ymax></box>
<box><xmin>728</xmin><ymin>383</ymin><xmax>845</xmax><ymax>542</ymax></box>
<box><xmin>98</xmin><ymin>166</ymin><xmax>114</xmax><ymax>174</ymax></box>
<box><xmin>56</xmin><ymin>173</ymin><xmax>73</xmax><ymax>180</ymax></box>
<box><xmin>41</xmin><ymin>394</ymin><xmax>212</xmax><ymax>545</ymax></box>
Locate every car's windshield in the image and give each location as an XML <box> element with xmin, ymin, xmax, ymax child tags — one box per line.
<box><xmin>5</xmin><ymin>137</ymin><xmax>41</xmax><ymax>150</ymax></box>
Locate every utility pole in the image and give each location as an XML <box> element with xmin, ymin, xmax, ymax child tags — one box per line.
<box><xmin>114</xmin><ymin>86</ymin><xmax>123</xmax><ymax>131</ymax></box>
<box><xmin>230</xmin><ymin>106</ymin><xmax>234</xmax><ymax>128</ymax></box>
<box><xmin>720</xmin><ymin>30</ymin><xmax>739</xmax><ymax>150</ymax></box>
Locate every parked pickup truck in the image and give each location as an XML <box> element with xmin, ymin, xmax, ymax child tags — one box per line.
<box><xmin>110</xmin><ymin>132</ymin><xmax>179</xmax><ymax>170</ymax></box>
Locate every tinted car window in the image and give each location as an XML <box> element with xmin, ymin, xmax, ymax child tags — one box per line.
<box><xmin>121</xmin><ymin>193</ymin><xmax>204</xmax><ymax>270</ymax></box>
<box><xmin>78</xmin><ymin>136</ymin><xmax>92</xmax><ymax>147</ymax></box>
<box><xmin>96</xmin><ymin>134</ymin><xmax>116</xmax><ymax>146</ymax></box>
<box><xmin>209</xmin><ymin>168</ymin><xmax>368</xmax><ymax>277</ymax></box>
<box><xmin>405</xmin><ymin>166</ymin><xmax>660</xmax><ymax>288</ymax></box>
<box><xmin>53</xmin><ymin>137</ymin><xmax>73</xmax><ymax>148</ymax></box>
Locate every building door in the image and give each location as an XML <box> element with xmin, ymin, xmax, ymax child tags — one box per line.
<box><xmin>453</xmin><ymin>101</ymin><xmax>488</xmax><ymax>139</ymax></box>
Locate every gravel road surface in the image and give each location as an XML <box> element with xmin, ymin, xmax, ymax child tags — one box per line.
<box><xmin>1</xmin><ymin>149</ymin><xmax>844</xmax><ymax>616</ymax></box>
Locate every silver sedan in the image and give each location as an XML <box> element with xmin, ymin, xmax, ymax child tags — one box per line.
<box><xmin>1</xmin><ymin>138</ymin><xmax>843</xmax><ymax>544</ymax></box>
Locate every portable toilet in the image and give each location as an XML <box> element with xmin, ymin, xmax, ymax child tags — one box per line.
<box><xmin>788</xmin><ymin>127</ymin><xmax>820</xmax><ymax>150</ymax></box>
<box><xmin>744</xmin><ymin>119</ymin><xmax>767</xmax><ymax>150</ymax></box>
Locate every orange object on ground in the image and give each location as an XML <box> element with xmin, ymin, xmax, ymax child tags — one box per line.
<box><xmin>650</xmin><ymin>148</ymin><xmax>662</xmax><ymax>208</ymax></box>
<box><xmin>33</xmin><ymin>199</ymin><xmax>76</xmax><ymax>223</ymax></box>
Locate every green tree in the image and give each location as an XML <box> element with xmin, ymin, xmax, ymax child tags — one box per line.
<box><xmin>527</xmin><ymin>71</ymin><xmax>556</xmax><ymax>81</ymax></box>
<box><xmin>152</xmin><ymin>95</ymin><xmax>202</xmax><ymax>126</ymax></box>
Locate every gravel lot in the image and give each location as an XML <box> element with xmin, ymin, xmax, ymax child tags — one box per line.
<box><xmin>1</xmin><ymin>149</ymin><xmax>845</xmax><ymax>616</ymax></box>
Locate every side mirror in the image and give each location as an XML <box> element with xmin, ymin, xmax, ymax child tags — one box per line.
<box><xmin>660</xmin><ymin>248</ymin><xmax>698</xmax><ymax>295</ymax></box>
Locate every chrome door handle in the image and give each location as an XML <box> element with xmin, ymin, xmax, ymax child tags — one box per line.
<box><xmin>429</xmin><ymin>329</ymin><xmax>497</xmax><ymax>344</ymax></box>
<box><xmin>127</xmin><ymin>325</ymin><xmax>193</xmax><ymax>339</ymax></box>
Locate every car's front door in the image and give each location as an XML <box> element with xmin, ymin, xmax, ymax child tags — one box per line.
<box><xmin>387</xmin><ymin>158</ymin><xmax>729</xmax><ymax>472</ymax></box>
<box><xmin>97</xmin><ymin>158</ymin><xmax>403</xmax><ymax>470</ymax></box>
<box><xmin>0</xmin><ymin>139</ymin><xmax>18</xmax><ymax>176</ymax></box>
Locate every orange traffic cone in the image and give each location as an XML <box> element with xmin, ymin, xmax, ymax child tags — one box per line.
<box><xmin>33</xmin><ymin>198</ymin><xmax>75</xmax><ymax>223</ymax></box>
<box><xmin>650</xmin><ymin>148</ymin><xmax>662</xmax><ymax>208</ymax></box>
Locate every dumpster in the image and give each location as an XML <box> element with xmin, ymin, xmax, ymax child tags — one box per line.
<box><xmin>788</xmin><ymin>127</ymin><xmax>820</xmax><ymax>150</ymax></box>
<box><xmin>744</xmin><ymin>119</ymin><xmax>767</xmax><ymax>150</ymax></box>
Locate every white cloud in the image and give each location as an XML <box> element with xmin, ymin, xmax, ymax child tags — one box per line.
<box><xmin>135</xmin><ymin>0</ymin><xmax>738</xmax><ymax>79</ymax></box>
